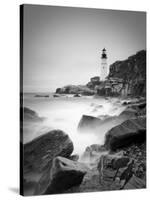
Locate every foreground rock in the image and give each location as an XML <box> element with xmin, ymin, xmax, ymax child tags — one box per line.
<box><xmin>22</xmin><ymin>107</ymin><xmax>44</xmax><ymax>122</ymax></box>
<box><xmin>24</xmin><ymin>130</ymin><xmax>74</xmax><ymax>195</ymax></box>
<box><xmin>124</xmin><ymin>175</ymin><xmax>146</xmax><ymax>189</ymax></box>
<box><xmin>66</xmin><ymin>142</ymin><xmax>146</xmax><ymax>193</ymax></box>
<box><xmin>43</xmin><ymin>156</ymin><xmax>88</xmax><ymax>194</ymax></box>
<box><xmin>105</xmin><ymin>117</ymin><xmax>146</xmax><ymax>151</ymax></box>
<box><xmin>24</xmin><ymin>130</ymin><xmax>73</xmax><ymax>174</ymax></box>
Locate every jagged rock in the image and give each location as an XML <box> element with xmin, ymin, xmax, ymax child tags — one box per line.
<box><xmin>97</xmin><ymin>154</ymin><xmax>131</xmax><ymax>185</ymax></box>
<box><xmin>44</xmin><ymin>156</ymin><xmax>88</xmax><ymax>194</ymax></box>
<box><xmin>105</xmin><ymin>117</ymin><xmax>146</xmax><ymax>151</ymax></box>
<box><xmin>22</xmin><ymin>107</ymin><xmax>44</xmax><ymax>122</ymax></box>
<box><xmin>24</xmin><ymin>130</ymin><xmax>73</xmax><ymax>174</ymax></box>
<box><xmin>124</xmin><ymin>175</ymin><xmax>146</xmax><ymax>189</ymax></box>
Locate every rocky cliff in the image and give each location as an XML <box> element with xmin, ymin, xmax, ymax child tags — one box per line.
<box><xmin>95</xmin><ymin>50</ymin><xmax>146</xmax><ymax>97</ymax></box>
<box><xmin>108</xmin><ymin>50</ymin><xmax>146</xmax><ymax>97</ymax></box>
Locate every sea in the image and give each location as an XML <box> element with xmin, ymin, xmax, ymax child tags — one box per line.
<box><xmin>23</xmin><ymin>92</ymin><xmax>126</xmax><ymax>155</ymax></box>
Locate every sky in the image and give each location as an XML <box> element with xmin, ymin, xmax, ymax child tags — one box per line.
<box><xmin>22</xmin><ymin>5</ymin><xmax>146</xmax><ymax>92</ymax></box>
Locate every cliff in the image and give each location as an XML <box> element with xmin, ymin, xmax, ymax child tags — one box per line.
<box><xmin>108</xmin><ymin>50</ymin><xmax>146</xmax><ymax>97</ymax></box>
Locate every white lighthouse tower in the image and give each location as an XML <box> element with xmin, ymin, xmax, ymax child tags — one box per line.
<box><xmin>101</xmin><ymin>48</ymin><xmax>108</xmax><ymax>81</ymax></box>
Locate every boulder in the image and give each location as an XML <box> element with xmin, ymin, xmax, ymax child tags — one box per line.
<box><xmin>105</xmin><ymin>117</ymin><xmax>146</xmax><ymax>151</ymax></box>
<box><xmin>22</xmin><ymin>107</ymin><xmax>44</xmax><ymax>122</ymax></box>
<box><xmin>24</xmin><ymin>130</ymin><xmax>73</xmax><ymax>174</ymax></box>
<box><xmin>119</xmin><ymin>107</ymin><xmax>138</xmax><ymax>118</ymax></box>
<box><xmin>78</xmin><ymin>115</ymin><xmax>101</xmax><ymax>133</ymax></box>
<box><xmin>44</xmin><ymin>156</ymin><xmax>88</xmax><ymax>194</ymax></box>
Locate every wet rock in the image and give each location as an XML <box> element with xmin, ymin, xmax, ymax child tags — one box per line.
<box><xmin>119</xmin><ymin>107</ymin><xmax>138</xmax><ymax>118</ymax></box>
<box><xmin>78</xmin><ymin>115</ymin><xmax>101</xmax><ymax>133</ymax></box>
<box><xmin>97</xmin><ymin>154</ymin><xmax>131</xmax><ymax>185</ymax></box>
<box><xmin>24</xmin><ymin>130</ymin><xmax>73</xmax><ymax>174</ymax></box>
<box><xmin>105</xmin><ymin>117</ymin><xmax>146</xmax><ymax>151</ymax></box>
<box><xmin>44</xmin><ymin>156</ymin><xmax>87</xmax><ymax>194</ymax></box>
<box><xmin>22</xmin><ymin>107</ymin><xmax>44</xmax><ymax>122</ymax></box>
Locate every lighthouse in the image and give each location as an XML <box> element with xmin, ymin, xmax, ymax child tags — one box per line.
<box><xmin>101</xmin><ymin>48</ymin><xmax>108</xmax><ymax>81</ymax></box>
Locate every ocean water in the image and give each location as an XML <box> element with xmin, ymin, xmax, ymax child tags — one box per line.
<box><xmin>23</xmin><ymin>93</ymin><xmax>125</xmax><ymax>155</ymax></box>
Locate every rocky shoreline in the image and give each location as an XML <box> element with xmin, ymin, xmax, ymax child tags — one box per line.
<box><xmin>22</xmin><ymin>97</ymin><xmax>146</xmax><ymax>195</ymax></box>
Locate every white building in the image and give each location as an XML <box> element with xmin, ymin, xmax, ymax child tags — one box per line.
<box><xmin>101</xmin><ymin>48</ymin><xmax>108</xmax><ymax>81</ymax></box>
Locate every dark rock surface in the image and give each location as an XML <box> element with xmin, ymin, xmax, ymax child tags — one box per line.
<box><xmin>78</xmin><ymin>115</ymin><xmax>102</xmax><ymax>133</ymax></box>
<box><xmin>124</xmin><ymin>175</ymin><xmax>146</xmax><ymax>189</ymax></box>
<box><xmin>43</xmin><ymin>156</ymin><xmax>88</xmax><ymax>194</ymax></box>
<box><xmin>24</xmin><ymin>130</ymin><xmax>73</xmax><ymax>174</ymax></box>
<box><xmin>104</xmin><ymin>117</ymin><xmax>146</xmax><ymax>151</ymax></box>
<box><xmin>91</xmin><ymin>50</ymin><xmax>146</xmax><ymax>97</ymax></box>
<box><xmin>108</xmin><ymin>50</ymin><xmax>146</xmax><ymax>97</ymax></box>
<box><xmin>22</xmin><ymin>107</ymin><xmax>44</xmax><ymax>122</ymax></box>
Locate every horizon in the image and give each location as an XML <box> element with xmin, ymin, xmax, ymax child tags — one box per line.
<box><xmin>22</xmin><ymin>5</ymin><xmax>146</xmax><ymax>93</ymax></box>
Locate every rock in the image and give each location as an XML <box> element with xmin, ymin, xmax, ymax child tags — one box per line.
<box><xmin>78</xmin><ymin>115</ymin><xmax>101</xmax><ymax>133</ymax></box>
<box><xmin>124</xmin><ymin>175</ymin><xmax>146</xmax><ymax>189</ymax></box>
<box><xmin>24</xmin><ymin>130</ymin><xmax>73</xmax><ymax>174</ymax></box>
<box><xmin>105</xmin><ymin>117</ymin><xmax>146</xmax><ymax>151</ymax></box>
<box><xmin>34</xmin><ymin>94</ymin><xmax>49</xmax><ymax>98</ymax></box>
<box><xmin>44</xmin><ymin>156</ymin><xmax>87</xmax><ymax>194</ymax></box>
<box><xmin>74</xmin><ymin>94</ymin><xmax>81</xmax><ymax>97</ymax></box>
<box><xmin>69</xmin><ymin>154</ymin><xmax>79</xmax><ymax>161</ymax></box>
<box><xmin>22</xmin><ymin>107</ymin><xmax>44</xmax><ymax>122</ymax></box>
<box><xmin>81</xmin><ymin>144</ymin><xmax>107</xmax><ymax>166</ymax></box>
<box><xmin>89</xmin><ymin>144</ymin><xmax>106</xmax><ymax>153</ymax></box>
<box><xmin>55</xmin><ymin>85</ymin><xmax>95</xmax><ymax>96</ymax></box>
<box><xmin>53</xmin><ymin>94</ymin><xmax>60</xmax><ymax>97</ymax></box>
<box><xmin>119</xmin><ymin>107</ymin><xmax>138</xmax><ymax>118</ymax></box>
<box><xmin>111</xmin><ymin>156</ymin><xmax>130</xmax><ymax>170</ymax></box>
<box><xmin>97</xmin><ymin>154</ymin><xmax>131</xmax><ymax>185</ymax></box>
<box><xmin>78</xmin><ymin>114</ymin><xmax>127</xmax><ymax>136</ymax></box>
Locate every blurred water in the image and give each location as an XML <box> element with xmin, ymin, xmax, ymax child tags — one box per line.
<box><xmin>23</xmin><ymin>93</ymin><xmax>125</xmax><ymax>155</ymax></box>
